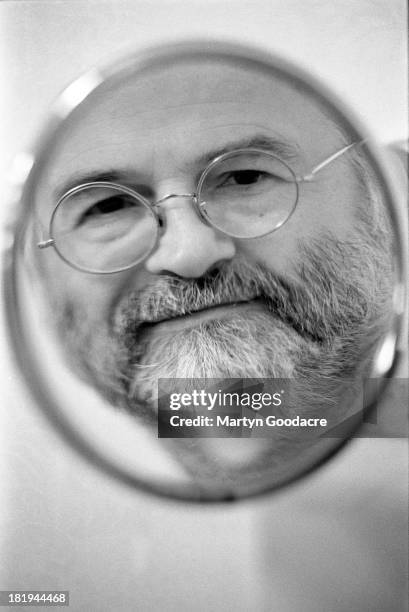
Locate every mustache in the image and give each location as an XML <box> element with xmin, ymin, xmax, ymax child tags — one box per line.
<box><xmin>115</xmin><ymin>251</ymin><xmax>352</xmax><ymax>345</ymax></box>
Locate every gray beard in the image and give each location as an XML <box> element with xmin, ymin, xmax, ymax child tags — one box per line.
<box><xmin>52</xmin><ymin>230</ymin><xmax>393</xmax><ymax>488</ymax></box>
<box><xmin>57</xmin><ymin>230</ymin><xmax>392</xmax><ymax>415</ymax></box>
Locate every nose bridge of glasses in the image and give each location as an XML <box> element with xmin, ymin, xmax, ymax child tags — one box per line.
<box><xmin>153</xmin><ymin>193</ymin><xmax>196</xmax><ymax>209</ymax></box>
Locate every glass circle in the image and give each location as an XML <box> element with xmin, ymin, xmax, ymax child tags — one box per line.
<box><xmin>5</xmin><ymin>42</ymin><xmax>407</xmax><ymax>503</ymax></box>
<box><xmin>50</xmin><ymin>182</ymin><xmax>158</xmax><ymax>274</ymax></box>
<box><xmin>197</xmin><ymin>149</ymin><xmax>299</xmax><ymax>238</ymax></box>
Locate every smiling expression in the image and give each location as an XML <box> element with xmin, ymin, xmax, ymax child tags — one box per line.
<box><xmin>34</xmin><ymin>60</ymin><xmax>362</xmax><ymax>313</ymax></box>
<box><xmin>29</xmin><ymin>56</ymin><xmax>393</xmax><ymax>419</ymax></box>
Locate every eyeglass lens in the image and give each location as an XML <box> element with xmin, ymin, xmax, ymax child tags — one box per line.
<box><xmin>198</xmin><ymin>150</ymin><xmax>298</xmax><ymax>238</ymax></box>
<box><xmin>51</xmin><ymin>185</ymin><xmax>158</xmax><ymax>273</ymax></box>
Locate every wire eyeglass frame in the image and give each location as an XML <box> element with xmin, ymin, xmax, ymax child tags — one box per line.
<box><xmin>38</xmin><ymin>141</ymin><xmax>362</xmax><ymax>274</ymax></box>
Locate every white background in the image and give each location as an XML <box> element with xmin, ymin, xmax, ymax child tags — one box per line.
<box><xmin>0</xmin><ymin>2</ymin><xmax>408</xmax><ymax>611</ymax></box>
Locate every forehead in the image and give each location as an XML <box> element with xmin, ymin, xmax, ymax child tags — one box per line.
<box><xmin>76</xmin><ymin>60</ymin><xmax>333</xmax><ymax>127</ymax></box>
<box><xmin>35</xmin><ymin>58</ymin><xmax>344</xmax><ymax>208</ymax></box>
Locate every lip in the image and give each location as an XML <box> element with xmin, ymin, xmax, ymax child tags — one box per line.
<box><xmin>148</xmin><ymin>300</ymin><xmax>267</xmax><ymax>333</ymax></box>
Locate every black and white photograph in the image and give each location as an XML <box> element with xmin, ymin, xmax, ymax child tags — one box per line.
<box><xmin>0</xmin><ymin>1</ymin><xmax>408</xmax><ymax>610</ymax></box>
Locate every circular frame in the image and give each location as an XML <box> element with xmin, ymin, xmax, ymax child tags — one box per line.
<box><xmin>49</xmin><ymin>181</ymin><xmax>158</xmax><ymax>274</ymax></box>
<box><xmin>195</xmin><ymin>147</ymin><xmax>300</xmax><ymax>239</ymax></box>
<box><xmin>3</xmin><ymin>39</ymin><xmax>407</xmax><ymax>503</ymax></box>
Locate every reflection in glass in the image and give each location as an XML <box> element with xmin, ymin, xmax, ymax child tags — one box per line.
<box><xmin>6</xmin><ymin>43</ymin><xmax>406</xmax><ymax>501</ymax></box>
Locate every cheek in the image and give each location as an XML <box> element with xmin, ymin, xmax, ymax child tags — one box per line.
<box><xmin>296</xmin><ymin>173</ymin><xmax>358</xmax><ymax>238</ymax></box>
<box><xmin>236</xmin><ymin>236</ymin><xmax>299</xmax><ymax>277</ymax></box>
<box><xmin>236</xmin><ymin>177</ymin><xmax>358</xmax><ymax>275</ymax></box>
<box><xmin>35</xmin><ymin>247</ymin><xmax>126</xmax><ymax>323</ymax></box>
<box><xmin>36</xmin><ymin>248</ymin><xmax>157</xmax><ymax>327</ymax></box>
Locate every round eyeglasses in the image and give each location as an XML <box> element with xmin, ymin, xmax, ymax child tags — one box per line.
<box><xmin>38</xmin><ymin>143</ymin><xmax>361</xmax><ymax>274</ymax></box>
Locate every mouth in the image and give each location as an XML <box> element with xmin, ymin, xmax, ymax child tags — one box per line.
<box><xmin>134</xmin><ymin>296</ymin><xmax>323</xmax><ymax>344</ymax></box>
<box><xmin>142</xmin><ymin>299</ymin><xmax>267</xmax><ymax>333</ymax></box>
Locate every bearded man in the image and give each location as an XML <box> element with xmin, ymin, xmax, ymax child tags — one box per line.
<box><xmin>28</xmin><ymin>49</ymin><xmax>395</xmax><ymax>483</ymax></box>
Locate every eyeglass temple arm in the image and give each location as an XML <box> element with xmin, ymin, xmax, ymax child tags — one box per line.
<box><xmin>38</xmin><ymin>238</ymin><xmax>54</xmax><ymax>249</ymax></box>
<box><xmin>301</xmin><ymin>139</ymin><xmax>367</xmax><ymax>181</ymax></box>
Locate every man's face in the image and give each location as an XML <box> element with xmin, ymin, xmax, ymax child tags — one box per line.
<box><xmin>32</xmin><ymin>59</ymin><xmax>391</xmax><ymax>425</ymax></box>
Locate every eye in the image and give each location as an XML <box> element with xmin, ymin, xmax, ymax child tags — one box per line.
<box><xmin>82</xmin><ymin>195</ymin><xmax>134</xmax><ymax>219</ymax></box>
<box><xmin>222</xmin><ymin>170</ymin><xmax>269</xmax><ymax>186</ymax></box>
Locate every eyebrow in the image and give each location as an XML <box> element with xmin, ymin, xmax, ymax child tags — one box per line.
<box><xmin>54</xmin><ymin>170</ymin><xmax>138</xmax><ymax>201</ymax></box>
<box><xmin>53</xmin><ymin>134</ymin><xmax>299</xmax><ymax>200</ymax></box>
<box><xmin>194</xmin><ymin>134</ymin><xmax>299</xmax><ymax>167</ymax></box>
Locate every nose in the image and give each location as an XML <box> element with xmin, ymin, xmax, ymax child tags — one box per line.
<box><xmin>144</xmin><ymin>194</ymin><xmax>236</xmax><ymax>277</ymax></box>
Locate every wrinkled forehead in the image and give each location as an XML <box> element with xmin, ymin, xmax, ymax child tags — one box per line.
<box><xmin>35</xmin><ymin>58</ymin><xmax>346</xmax><ymax>210</ymax></box>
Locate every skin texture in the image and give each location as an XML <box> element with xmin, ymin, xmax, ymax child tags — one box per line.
<box><xmin>27</xmin><ymin>57</ymin><xmax>394</xmax><ymax>483</ymax></box>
